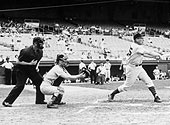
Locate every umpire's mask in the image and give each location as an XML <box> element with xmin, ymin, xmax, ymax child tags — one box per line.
<box><xmin>33</xmin><ymin>37</ymin><xmax>44</xmax><ymax>49</ymax></box>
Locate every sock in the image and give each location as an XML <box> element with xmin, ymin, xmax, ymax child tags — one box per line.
<box><xmin>50</xmin><ymin>95</ymin><xmax>57</xmax><ymax>105</ymax></box>
<box><xmin>53</xmin><ymin>94</ymin><xmax>63</xmax><ymax>104</ymax></box>
<box><xmin>56</xmin><ymin>94</ymin><xmax>63</xmax><ymax>104</ymax></box>
<box><xmin>148</xmin><ymin>86</ymin><xmax>157</xmax><ymax>98</ymax></box>
<box><xmin>110</xmin><ymin>88</ymin><xmax>120</xmax><ymax>97</ymax></box>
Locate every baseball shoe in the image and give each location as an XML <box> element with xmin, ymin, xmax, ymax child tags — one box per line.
<box><xmin>108</xmin><ymin>94</ymin><xmax>114</xmax><ymax>102</ymax></box>
<box><xmin>2</xmin><ymin>101</ymin><xmax>12</xmax><ymax>107</ymax></box>
<box><xmin>47</xmin><ymin>101</ymin><xmax>58</xmax><ymax>108</ymax></box>
<box><xmin>154</xmin><ymin>96</ymin><xmax>162</xmax><ymax>103</ymax></box>
<box><xmin>57</xmin><ymin>102</ymin><xmax>66</xmax><ymax>105</ymax></box>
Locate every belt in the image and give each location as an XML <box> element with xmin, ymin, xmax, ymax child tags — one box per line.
<box><xmin>135</xmin><ymin>64</ymin><xmax>142</xmax><ymax>67</ymax></box>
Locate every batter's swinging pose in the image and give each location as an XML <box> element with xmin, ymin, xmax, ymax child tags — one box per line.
<box><xmin>40</xmin><ymin>54</ymin><xmax>85</xmax><ymax>108</ymax></box>
<box><xmin>108</xmin><ymin>33</ymin><xmax>162</xmax><ymax>103</ymax></box>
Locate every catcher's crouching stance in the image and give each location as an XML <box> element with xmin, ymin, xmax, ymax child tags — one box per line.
<box><xmin>40</xmin><ymin>54</ymin><xmax>86</xmax><ymax>108</ymax></box>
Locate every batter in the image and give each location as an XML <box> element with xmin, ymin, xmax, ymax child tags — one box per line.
<box><xmin>108</xmin><ymin>33</ymin><xmax>162</xmax><ymax>103</ymax></box>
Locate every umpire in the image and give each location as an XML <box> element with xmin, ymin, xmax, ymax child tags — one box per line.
<box><xmin>2</xmin><ymin>37</ymin><xmax>46</xmax><ymax>107</ymax></box>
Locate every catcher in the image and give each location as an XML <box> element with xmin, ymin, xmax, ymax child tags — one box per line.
<box><xmin>40</xmin><ymin>54</ymin><xmax>88</xmax><ymax>108</ymax></box>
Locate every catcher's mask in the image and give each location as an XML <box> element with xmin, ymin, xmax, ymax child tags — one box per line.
<box><xmin>56</xmin><ymin>54</ymin><xmax>69</xmax><ymax>67</ymax></box>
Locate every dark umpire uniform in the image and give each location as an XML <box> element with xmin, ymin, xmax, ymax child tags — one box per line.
<box><xmin>2</xmin><ymin>37</ymin><xmax>46</xmax><ymax>107</ymax></box>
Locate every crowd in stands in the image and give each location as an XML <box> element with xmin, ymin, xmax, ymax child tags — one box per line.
<box><xmin>0</xmin><ymin>18</ymin><xmax>170</xmax><ymax>61</ymax></box>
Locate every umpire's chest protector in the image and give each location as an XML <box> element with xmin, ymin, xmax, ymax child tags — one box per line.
<box><xmin>53</xmin><ymin>77</ymin><xmax>65</xmax><ymax>87</ymax></box>
<box><xmin>17</xmin><ymin>46</ymin><xmax>43</xmax><ymax>69</ymax></box>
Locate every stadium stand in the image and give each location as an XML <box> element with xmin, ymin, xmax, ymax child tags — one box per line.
<box><xmin>0</xmin><ymin>18</ymin><xmax>170</xmax><ymax>61</ymax></box>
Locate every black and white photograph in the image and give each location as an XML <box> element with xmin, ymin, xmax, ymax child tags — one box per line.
<box><xmin>0</xmin><ymin>0</ymin><xmax>170</xmax><ymax>124</ymax></box>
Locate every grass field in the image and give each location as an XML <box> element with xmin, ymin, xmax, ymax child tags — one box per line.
<box><xmin>1</xmin><ymin>79</ymin><xmax>170</xmax><ymax>125</ymax></box>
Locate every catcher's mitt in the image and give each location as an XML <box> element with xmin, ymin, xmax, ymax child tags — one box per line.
<box><xmin>80</xmin><ymin>67</ymin><xmax>90</xmax><ymax>78</ymax></box>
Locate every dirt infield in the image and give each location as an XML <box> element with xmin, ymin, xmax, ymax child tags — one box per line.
<box><xmin>1</xmin><ymin>80</ymin><xmax>170</xmax><ymax>125</ymax></box>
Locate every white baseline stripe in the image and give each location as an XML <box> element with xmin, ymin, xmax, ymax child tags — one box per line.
<box><xmin>75</xmin><ymin>105</ymin><xmax>110</xmax><ymax>114</ymax></box>
<box><xmin>123</xmin><ymin>112</ymin><xmax>170</xmax><ymax>115</ymax></box>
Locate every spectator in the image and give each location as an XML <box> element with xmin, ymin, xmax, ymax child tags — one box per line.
<box><xmin>147</xmin><ymin>37</ymin><xmax>152</xmax><ymax>44</ymax></box>
<box><xmin>168</xmin><ymin>69</ymin><xmax>170</xmax><ymax>79</ymax></box>
<box><xmin>13</xmin><ymin>54</ymin><xmax>18</xmax><ymax>62</ymax></box>
<box><xmin>88</xmin><ymin>38</ymin><xmax>92</xmax><ymax>44</ymax></box>
<box><xmin>96</xmin><ymin>62</ymin><xmax>106</xmax><ymax>85</ymax></box>
<box><xmin>94</xmin><ymin>40</ymin><xmax>98</xmax><ymax>47</ymax></box>
<box><xmin>153</xmin><ymin>66</ymin><xmax>160</xmax><ymax>80</ymax></box>
<box><xmin>159</xmin><ymin>70</ymin><xmax>167</xmax><ymax>80</ymax></box>
<box><xmin>100</xmin><ymin>38</ymin><xmax>105</xmax><ymax>50</ymax></box>
<box><xmin>79</xmin><ymin>60</ymin><xmax>86</xmax><ymax>83</ymax></box>
<box><xmin>0</xmin><ymin>55</ymin><xmax>5</xmax><ymax>65</ymax></box>
<box><xmin>88</xmin><ymin>60</ymin><xmax>97</xmax><ymax>84</ymax></box>
<box><xmin>87</xmin><ymin>51</ymin><xmax>92</xmax><ymax>59</ymax></box>
<box><xmin>119</xmin><ymin>53</ymin><xmax>130</xmax><ymax>80</ymax></box>
<box><xmin>1</xmin><ymin>57</ymin><xmax>14</xmax><ymax>85</ymax></box>
<box><xmin>103</xmin><ymin>48</ymin><xmax>108</xmax><ymax>59</ymax></box>
<box><xmin>81</xmin><ymin>52</ymin><xmax>87</xmax><ymax>60</ymax></box>
<box><xmin>104</xmin><ymin>59</ymin><xmax>111</xmax><ymax>83</ymax></box>
<box><xmin>64</xmin><ymin>47</ymin><xmax>74</xmax><ymax>56</ymax></box>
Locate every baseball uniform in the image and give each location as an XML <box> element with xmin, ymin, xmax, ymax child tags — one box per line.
<box><xmin>108</xmin><ymin>33</ymin><xmax>162</xmax><ymax>103</ymax></box>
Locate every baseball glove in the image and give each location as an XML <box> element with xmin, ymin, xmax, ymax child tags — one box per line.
<box><xmin>80</xmin><ymin>67</ymin><xmax>90</xmax><ymax>78</ymax></box>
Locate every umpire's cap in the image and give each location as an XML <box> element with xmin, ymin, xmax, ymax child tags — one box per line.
<box><xmin>133</xmin><ymin>33</ymin><xmax>142</xmax><ymax>40</ymax></box>
<box><xmin>33</xmin><ymin>37</ymin><xmax>44</xmax><ymax>44</ymax></box>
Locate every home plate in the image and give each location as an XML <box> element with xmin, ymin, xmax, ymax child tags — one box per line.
<box><xmin>164</xmin><ymin>86</ymin><xmax>170</xmax><ymax>89</ymax></box>
<box><xmin>94</xmin><ymin>99</ymin><xmax>114</xmax><ymax>104</ymax></box>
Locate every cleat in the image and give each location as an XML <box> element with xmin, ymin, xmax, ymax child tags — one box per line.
<box><xmin>47</xmin><ymin>101</ymin><xmax>58</xmax><ymax>108</ymax></box>
<box><xmin>2</xmin><ymin>101</ymin><xmax>12</xmax><ymax>107</ymax></box>
<box><xmin>47</xmin><ymin>95</ymin><xmax>58</xmax><ymax>108</ymax></box>
<box><xmin>108</xmin><ymin>94</ymin><xmax>114</xmax><ymax>102</ymax></box>
<box><xmin>154</xmin><ymin>96</ymin><xmax>162</xmax><ymax>103</ymax></box>
<box><xmin>57</xmin><ymin>102</ymin><xmax>66</xmax><ymax>105</ymax></box>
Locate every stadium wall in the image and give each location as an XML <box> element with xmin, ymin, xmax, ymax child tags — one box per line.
<box><xmin>34</xmin><ymin>59</ymin><xmax>170</xmax><ymax>81</ymax></box>
<box><xmin>0</xmin><ymin>59</ymin><xmax>169</xmax><ymax>85</ymax></box>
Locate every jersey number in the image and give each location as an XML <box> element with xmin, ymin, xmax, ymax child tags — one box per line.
<box><xmin>127</xmin><ymin>47</ymin><xmax>133</xmax><ymax>56</ymax></box>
